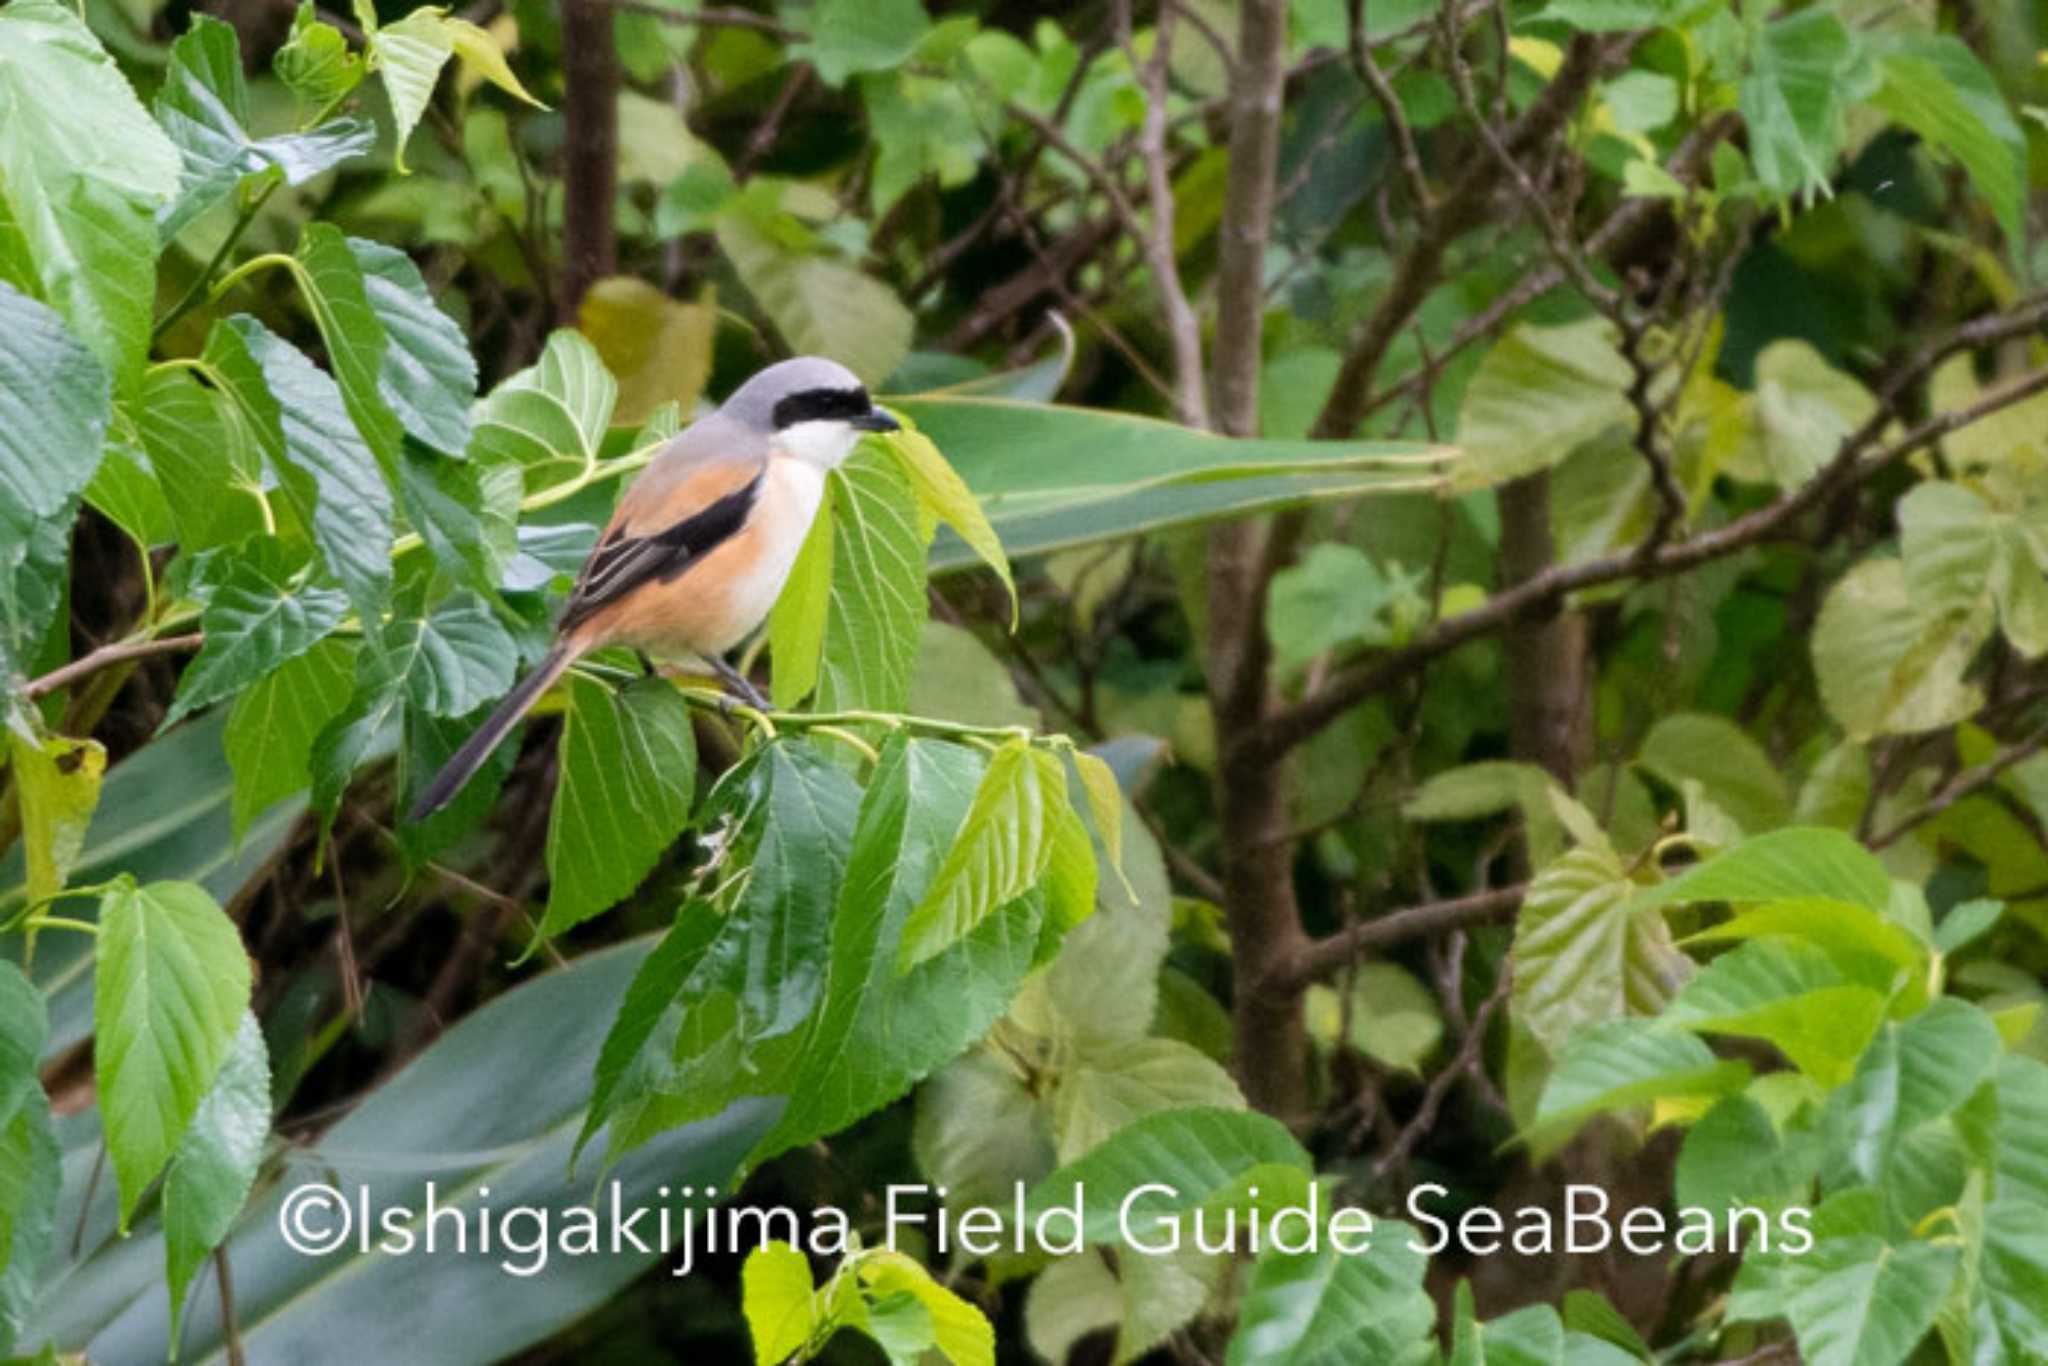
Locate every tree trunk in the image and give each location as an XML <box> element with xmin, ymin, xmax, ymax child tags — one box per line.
<box><xmin>1498</xmin><ymin>472</ymin><xmax>1590</xmax><ymax>786</ymax></box>
<box><xmin>559</xmin><ymin>0</ymin><xmax>619</xmax><ymax>319</ymax></box>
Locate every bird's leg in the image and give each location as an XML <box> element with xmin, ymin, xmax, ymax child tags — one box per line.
<box><xmin>705</xmin><ymin>654</ymin><xmax>771</xmax><ymax>711</ymax></box>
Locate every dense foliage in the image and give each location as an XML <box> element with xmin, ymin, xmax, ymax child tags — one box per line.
<box><xmin>4</xmin><ymin>0</ymin><xmax>2048</xmax><ymax>1362</ymax></box>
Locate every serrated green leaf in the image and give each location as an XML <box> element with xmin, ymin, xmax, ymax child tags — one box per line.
<box><xmin>1664</xmin><ymin>939</ymin><xmax>1887</xmax><ymax>1086</ymax></box>
<box><xmin>274</xmin><ymin>3</ymin><xmax>364</xmax><ymax>114</ymax></box>
<box><xmin>768</xmin><ymin>499</ymin><xmax>833</xmax><ymax>709</ymax></box>
<box><xmin>1450</xmin><ymin>318</ymin><xmax>1629</xmax><ymax>491</ymax></box>
<box><xmin>1512</xmin><ymin>845</ymin><xmax>1687</xmax><ymax>1055</ymax></box>
<box><xmin>1025</xmin><ymin>1107</ymin><xmax>1309</xmax><ymax>1246</ymax></box>
<box><xmin>1051</xmin><ymin>1036</ymin><xmax>1243</xmax><ymax>1162</ymax></box>
<box><xmin>881</xmin><ymin>425</ymin><xmax>1015</xmax><ymax>623</ymax></box>
<box><xmin>165</xmin><ymin>538</ymin><xmax>349</xmax><ymax>729</ymax></box>
<box><xmin>0</xmin><ymin>1069</ymin><xmax>57</xmax><ymax>1355</ymax></box>
<box><xmin>161</xmin><ymin>1011</ymin><xmax>269</xmax><ymax>1344</ymax></box>
<box><xmin>94</xmin><ymin>879</ymin><xmax>252</xmax><ymax>1228</ymax></box>
<box><xmin>1635</xmin><ymin>713</ymin><xmax>1790</xmax><ymax>837</ymax></box>
<box><xmin>1740</xmin><ymin>10</ymin><xmax>1873</xmax><ymax>203</ymax></box>
<box><xmin>345</xmin><ymin>234</ymin><xmax>476</xmax><ymax>458</ymax></box>
<box><xmin>470</xmin><ymin>328</ymin><xmax>618</xmax><ymax>467</ymax></box>
<box><xmin>815</xmin><ymin>447</ymin><xmax>927</xmax><ymax>712</ymax></box>
<box><xmin>130</xmin><ymin>366</ymin><xmax>266</xmax><ymax>555</ymax></box>
<box><xmin>1533</xmin><ymin>1020</ymin><xmax>1748</xmax><ymax>1142</ymax></box>
<box><xmin>1228</xmin><ymin>1222</ymin><xmax>1436</xmax><ymax>1366</ymax></box>
<box><xmin>370</xmin><ymin>8</ymin><xmax>454</xmax><ymax>173</ymax></box>
<box><xmin>1642</xmin><ymin>826</ymin><xmax>1894</xmax><ymax>914</ymax></box>
<box><xmin>756</xmin><ymin>737</ymin><xmax>1047</xmax><ymax>1161</ymax></box>
<box><xmin>204</xmin><ymin>315</ymin><xmax>393</xmax><ymax>620</ymax></box>
<box><xmin>1900</xmin><ymin>480</ymin><xmax>2048</xmax><ymax>659</ymax></box>
<box><xmin>0</xmin><ymin>2</ymin><xmax>179</xmax><ymax>395</ymax></box>
<box><xmin>900</xmin><ymin>737</ymin><xmax>1056</xmax><ymax>968</ymax></box>
<box><xmin>536</xmin><ymin>676</ymin><xmax>697</xmax><ymax>945</ymax></box>
<box><xmin>225</xmin><ymin>637</ymin><xmax>357</xmax><ymax>839</ymax></box>
<box><xmin>1834</xmin><ymin>998</ymin><xmax>2001</xmax><ymax>1184</ymax></box>
<box><xmin>0</xmin><ymin>283</ymin><xmax>109</xmax><ymax>673</ymax></box>
<box><xmin>1870</xmin><ymin>35</ymin><xmax>2026</xmax><ymax>247</ymax></box>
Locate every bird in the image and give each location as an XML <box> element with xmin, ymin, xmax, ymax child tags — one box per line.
<box><xmin>407</xmin><ymin>355</ymin><xmax>899</xmax><ymax>820</ymax></box>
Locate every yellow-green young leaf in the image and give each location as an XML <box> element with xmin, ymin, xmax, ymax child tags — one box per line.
<box><xmin>858</xmin><ymin>1250</ymin><xmax>995</xmax><ymax>1366</ymax></box>
<box><xmin>815</xmin><ymin>448</ymin><xmax>927</xmax><ymax>713</ymax></box>
<box><xmin>4</xmin><ymin>717</ymin><xmax>105</xmax><ymax>904</ymax></box>
<box><xmin>94</xmin><ymin>879</ymin><xmax>253</xmax><ymax>1228</ymax></box>
<box><xmin>899</xmin><ymin>737</ymin><xmax>1054</xmax><ymax>968</ymax></box>
<box><xmin>535</xmin><ymin>676</ymin><xmax>697</xmax><ymax>947</ymax></box>
<box><xmin>882</xmin><ymin>425</ymin><xmax>1016</xmax><ymax>625</ymax></box>
<box><xmin>768</xmin><ymin>495</ymin><xmax>835</xmax><ymax>709</ymax></box>
<box><xmin>371</xmin><ymin>8</ymin><xmax>454</xmax><ymax>172</ymax></box>
<box><xmin>1071</xmin><ymin>750</ymin><xmax>1131</xmax><ymax>900</ymax></box>
<box><xmin>742</xmin><ymin>1241</ymin><xmax>821</xmax><ymax>1366</ymax></box>
<box><xmin>1043</xmin><ymin>788</ymin><xmax>1098</xmax><ymax>931</ymax></box>
<box><xmin>441</xmin><ymin>14</ymin><xmax>545</xmax><ymax>108</ymax></box>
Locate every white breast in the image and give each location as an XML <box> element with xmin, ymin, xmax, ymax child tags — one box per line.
<box><xmin>716</xmin><ymin>456</ymin><xmax>826</xmax><ymax>650</ymax></box>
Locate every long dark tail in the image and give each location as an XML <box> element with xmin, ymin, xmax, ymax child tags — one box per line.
<box><xmin>408</xmin><ymin>643</ymin><xmax>579</xmax><ymax>820</ymax></box>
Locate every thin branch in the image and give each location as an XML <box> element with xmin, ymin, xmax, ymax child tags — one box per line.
<box><xmin>1869</xmin><ymin>721</ymin><xmax>2048</xmax><ymax>849</ymax></box>
<box><xmin>1289</xmin><ymin>884</ymin><xmax>1525</xmax><ymax>987</ymax></box>
<box><xmin>1348</xmin><ymin>0</ymin><xmax>1431</xmax><ymax>213</ymax></box>
<box><xmin>23</xmin><ymin>633</ymin><xmax>204</xmax><ymax>700</ymax></box>
<box><xmin>1371</xmin><ymin>962</ymin><xmax>1511</xmax><ymax>1182</ymax></box>
<box><xmin>1254</xmin><ymin>309</ymin><xmax>2048</xmax><ymax>760</ymax></box>
<box><xmin>596</xmin><ymin>0</ymin><xmax>801</xmax><ymax>38</ymax></box>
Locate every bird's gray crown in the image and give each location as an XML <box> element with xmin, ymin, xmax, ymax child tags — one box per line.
<box><xmin>718</xmin><ymin>356</ymin><xmax>868</xmax><ymax>432</ymax></box>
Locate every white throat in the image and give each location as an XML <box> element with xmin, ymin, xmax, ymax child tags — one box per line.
<box><xmin>772</xmin><ymin>419</ymin><xmax>864</xmax><ymax>468</ymax></box>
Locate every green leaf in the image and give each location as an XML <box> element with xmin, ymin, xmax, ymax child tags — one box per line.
<box><xmin>154</xmin><ymin>15</ymin><xmax>375</xmax><ymax>243</ymax></box>
<box><xmin>717</xmin><ymin>212</ymin><xmax>913</xmax><ymax>386</ymax></box>
<box><xmin>165</xmin><ymin>538</ymin><xmax>350</xmax><ymax>729</ymax></box>
<box><xmin>93</xmin><ymin>879</ymin><xmax>253</xmax><ymax>1228</ymax></box>
<box><xmin>0</xmin><ymin>963</ymin><xmax>46</xmax><ymax>1132</ymax></box>
<box><xmin>814</xmin><ymin>447</ymin><xmax>928</xmax><ymax>712</ymax></box>
<box><xmin>1042</xmin><ymin>796</ymin><xmax>1098</xmax><ymax>931</ymax></box>
<box><xmin>1740</xmin><ymin>10</ymin><xmax>1873</xmax><ymax>203</ymax></box>
<box><xmin>1404</xmin><ymin>760</ymin><xmax>1568</xmax><ymax>863</ymax></box>
<box><xmin>1900</xmin><ymin>480</ymin><xmax>2048</xmax><ymax>659</ymax></box>
<box><xmin>895</xmin><ymin>395</ymin><xmax>1446</xmax><ymax>571</ymax></box>
<box><xmin>131</xmin><ymin>366</ymin><xmax>266</xmax><ymax>555</ymax></box>
<box><xmin>881</xmin><ymin>424</ymin><xmax>1016</xmax><ymax>623</ymax></box>
<box><xmin>370</xmin><ymin>8</ymin><xmax>454</xmax><ymax>173</ymax></box>
<box><xmin>798</xmin><ymin>0</ymin><xmax>932</xmax><ymax>86</ymax></box>
<box><xmin>1511</xmin><ymin>845</ymin><xmax>1687</xmax><ymax>1054</ymax></box>
<box><xmin>1634</xmin><ymin>713</ymin><xmax>1790</xmax><ymax>836</ymax></box>
<box><xmin>161</xmin><ymin>1012</ymin><xmax>269</xmax><ymax>1344</ymax></box>
<box><xmin>0</xmin><ymin>1067</ymin><xmax>57</xmax><ymax>1355</ymax></box>
<box><xmin>1728</xmin><ymin>1192</ymin><xmax>1957</xmax><ymax>1366</ymax></box>
<box><xmin>856</xmin><ymin>1250</ymin><xmax>994</xmax><ymax>1366</ymax></box>
<box><xmin>741</xmin><ymin>1241</ymin><xmax>819</xmax><ymax>1366</ymax></box>
<box><xmin>1748</xmin><ymin>341</ymin><xmax>1879</xmax><ymax>488</ymax></box>
<box><xmin>1025</xmin><ymin>1107</ymin><xmax>1311</xmax><ymax>1245</ymax></box>
<box><xmin>1675</xmin><ymin>1094</ymin><xmax>1823</xmax><ymax>1227</ymax></box>
<box><xmin>581</xmin><ymin>744</ymin><xmax>860</xmax><ymax>1161</ymax></box>
<box><xmin>914</xmin><ymin>1048</ymin><xmax>1057</xmax><ymax>1213</ymax></box>
<box><xmin>3</xmin><ymin>712</ymin><xmax>105</xmax><ymax>905</ymax></box>
<box><xmin>1266</xmin><ymin>544</ymin><xmax>1413</xmax><ymax>672</ymax></box>
<box><xmin>899</xmin><ymin>737</ymin><xmax>1058</xmax><ymax>968</ymax></box>
<box><xmin>0</xmin><ymin>1</ymin><xmax>180</xmax><ymax>394</ymax></box>
<box><xmin>0</xmin><ymin>283</ymin><xmax>109</xmax><ymax>673</ymax></box>
<box><xmin>1050</xmin><ymin>1037</ymin><xmax>1244</xmax><ymax>1162</ymax></box>
<box><xmin>536</xmin><ymin>676</ymin><xmax>697</xmax><ymax>945</ymax></box>
<box><xmin>1936</xmin><ymin>897</ymin><xmax>2003</xmax><ymax>955</ymax></box>
<box><xmin>204</xmin><ymin>315</ymin><xmax>394</xmax><ymax>621</ymax></box>
<box><xmin>470</xmin><ymin>328</ymin><xmax>618</xmax><ymax>467</ymax></box>
<box><xmin>224</xmin><ymin>637</ymin><xmax>357</xmax><ymax>839</ymax></box>
<box><xmin>1980</xmin><ymin>1194</ymin><xmax>2048</xmax><ymax>1358</ymax></box>
<box><xmin>378</xmin><ymin>594</ymin><xmax>517</xmax><ymax>717</ymax></box>
<box><xmin>274</xmin><ymin>3</ymin><xmax>364</xmax><ymax>115</ymax></box>
<box><xmin>1833</xmin><ymin>998</ymin><xmax>2001</xmax><ymax>1184</ymax></box>
<box><xmin>345</xmin><ymin>234</ymin><xmax>476</xmax><ymax>458</ymax></box>
<box><xmin>1533</xmin><ymin>1020</ymin><xmax>1748</xmax><ymax>1142</ymax></box>
<box><xmin>1071</xmin><ymin>750</ymin><xmax>1126</xmax><ymax>877</ymax></box>
<box><xmin>1870</xmin><ymin>35</ymin><xmax>2026</xmax><ymax>246</ymax></box>
<box><xmin>1664</xmin><ymin>939</ymin><xmax>1888</xmax><ymax>1086</ymax></box>
<box><xmin>1229</xmin><ymin>1222</ymin><xmax>1436</xmax><ymax>1366</ymax></box>
<box><xmin>1449</xmin><ymin>318</ymin><xmax>1630</xmax><ymax>490</ymax></box>
<box><xmin>1534</xmin><ymin>0</ymin><xmax>1707</xmax><ymax>32</ymax></box>
<box><xmin>1306</xmin><ymin>962</ymin><xmax>1444</xmax><ymax>1074</ymax></box>
<box><xmin>754</xmin><ymin>737</ymin><xmax>1050</xmax><ymax>1160</ymax></box>
<box><xmin>1640</xmin><ymin>826</ymin><xmax>1894</xmax><ymax>914</ymax></box>
<box><xmin>767</xmin><ymin>494</ymin><xmax>833</xmax><ymax>709</ymax></box>
<box><xmin>442</xmin><ymin>15</ymin><xmax>546</xmax><ymax>109</ymax></box>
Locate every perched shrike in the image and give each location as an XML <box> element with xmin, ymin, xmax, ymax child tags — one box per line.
<box><xmin>409</xmin><ymin>356</ymin><xmax>899</xmax><ymax>819</ymax></box>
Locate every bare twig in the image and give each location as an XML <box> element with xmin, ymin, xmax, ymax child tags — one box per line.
<box><xmin>24</xmin><ymin>632</ymin><xmax>204</xmax><ymax>700</ymax></box>
<box><xmin>597</xmin><ymin>0</ymin><xmax>801</xmax><ymax>38</ymax></box>
<box><xmin>1371</xmin><ymin>962</ymin><xmax>1511</xmax><ymax>1182</ymax></box>
<box><xmin>1869</xmin><ymin>721</ymin><xmax>2048</xmax><ymax>849</ymax></box>
<box><xmin>1290</xmin><ymin>884</ymin><xmax>1526</xmax><ymax>987</ymax></box>
<box><xmin>1254</xmin><ymin>301</ymin><xmax>2048</xmax><ymax>760</ymax></box>
<box><xmin>1347</xmin><ymin>0</ymin><xmax>1431</xmax><ymax>212</ymax></box>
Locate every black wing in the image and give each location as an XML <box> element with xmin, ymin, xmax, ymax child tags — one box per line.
<box><xmin>557</xmin><ymin>472</ymin><xmax>763</xmax><ymax>635</ymax></box>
